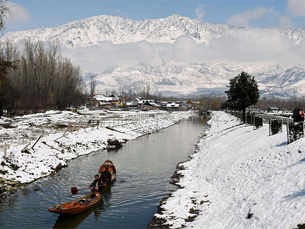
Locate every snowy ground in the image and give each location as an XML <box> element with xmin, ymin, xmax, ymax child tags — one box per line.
<box><xmin>0</xmin><ymin>109</ymin><xmax>193</xmax><ymax>184</ymax></box>
<box><xmin>153</xmin><ymin>111</ymin><xmax>305</xmax><ymax>229</ymax></box>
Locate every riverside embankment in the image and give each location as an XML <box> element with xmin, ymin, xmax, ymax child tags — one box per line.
<box><xmin>152</xmin><ymin>111</ymin><xmax>305</xmax><ymax>229</ymax></box>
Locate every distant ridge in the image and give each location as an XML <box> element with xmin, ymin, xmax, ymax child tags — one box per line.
<box><xmin>2</xmin><ymin>14</ymin><xmax>305</xmax><ymax>47</ymax></box>
<box><xmin>2</xmin><ymin>14</ymin><xmax>305</xmax><ymax>98</ymax></box>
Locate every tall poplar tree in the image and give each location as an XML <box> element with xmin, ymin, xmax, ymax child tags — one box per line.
<box><xmin>0</xmin><ymin>0</ymin><xmax>10</xmax><ymax>117</ymax></box>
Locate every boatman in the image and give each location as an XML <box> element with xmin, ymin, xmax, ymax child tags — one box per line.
<box><xmin>100</xmin><ymin>166</ymin><xmax>112</xmax><ymax>186</ymax></box>
<box><xmin>89</xmin><ymin>174</ymin><xmax>102</xmax><ymax>193</ymax></box>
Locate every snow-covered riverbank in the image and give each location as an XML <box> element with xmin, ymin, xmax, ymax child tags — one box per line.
<box><xmin>0</xmin><ymin>109</ymin><xmax>193</xmax><ymax>184</ymax></box>
<box><xmin>153</xmin><ymin>111</ymin><xmax>305</xmax><ymax>229</ymax></box>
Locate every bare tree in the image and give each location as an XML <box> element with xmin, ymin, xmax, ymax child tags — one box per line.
<box><xmin>0</xmin><ymin>1</ymin><xmax>10</xmax><ymax>117</ymax></box>
<box><xmin>4</xmin><ymin>40</ymin><xmax>86</xmax><ymax>112</ymax></box>
<box><xmin>89</xmin><ymin>75</ymin><xmax>96</xmax><ymax>96</ymax></box>
<box><xmin>0</xmin><ymin>0</ymin><xmax>8</xmax><ymax>31</ymax></box>
<box><xmin>145</xmin><ymin>83</ymin><xmax>151</xmax><ymax>99</ymax></box>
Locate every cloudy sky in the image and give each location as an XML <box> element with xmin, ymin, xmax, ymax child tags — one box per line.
<box><xmin>3</xmin><ymin>0</ymin><xmax>305</xmax><ymax>32</ymax></box>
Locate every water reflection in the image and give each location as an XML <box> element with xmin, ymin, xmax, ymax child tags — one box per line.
<box><xmin>53</xmin><ymin>207</ymin><xmax>95</xmax><ymax>229</ymax></box>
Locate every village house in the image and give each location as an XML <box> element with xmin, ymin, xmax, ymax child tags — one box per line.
<box><xmin>93</xmin><ymin>94</ymin><xmax>120</xmax><ymax>108</ymax></box>
<box><xmin>268</xmin><ymin>106</ymin><xmax>280</xmax><ymax>113</ymax></box>
<box><xmin>166</xmin><ymin>102</ymin><xmax>180</xmax><ymax>109</ymax></box>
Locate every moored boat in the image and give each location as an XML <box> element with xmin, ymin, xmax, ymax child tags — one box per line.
<box><xmin>106</xmin><ymin>139</ymin><xmax>122</xmax><ymax>151</ymax></box>
<box><xmin>48</xmin><ymin>192</ymin><xmax>101</xmax><ymax>215</ymax></box>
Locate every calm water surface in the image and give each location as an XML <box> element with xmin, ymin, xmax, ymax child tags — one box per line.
<box><xmin>0</xmin><ymin>118</ymin><xmax>206</xmax><ymax>229</ymax></box>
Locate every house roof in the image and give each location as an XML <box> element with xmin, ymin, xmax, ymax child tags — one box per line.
<box><xmin>269</xmin><ymin>106</ymin><xmax>279</xmax><ymax>110</ymax></box>
<box><xmin>94</xmin><ymin>95</ymin><xmax>119</xmax><ymax>102</ymax></box>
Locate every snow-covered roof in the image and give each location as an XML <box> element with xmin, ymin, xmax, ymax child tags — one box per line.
<box><xmin>94</xmin><ymin>95</ymin><xmax>119</xmax><ymax>102</ymax></box>
<box><xmin>166</xmin><ymin>102</ymin><xmax>179</xmax><ymax>108</ymax></box>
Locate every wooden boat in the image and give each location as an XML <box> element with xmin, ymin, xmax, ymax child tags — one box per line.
<box><xmin>48</xmin><ymin>192</ymin><xmax>101</xmax><ymax>215</ymax></box>
<box><xmin>49</xmin><ymin>161</ymin><xmax>116</xmax><ymax>215</ymax></box>
<box><xmin>106</xmin><ymin>139</ymin><xmax>122</xmax><ymax>151</ymax></box>
<box><xmin>98</xmin><ymin>160</ymin><xmax>116</xmax><ymax>183</ymax></box>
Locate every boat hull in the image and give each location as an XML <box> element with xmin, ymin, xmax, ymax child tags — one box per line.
<box><xmin>49</xmin><ymin>160</ymin><xmax>116</xmax><ymax>215</ymax></box>
<box><xmin>48</xmin><ymin>192</ymin><xmax>101</xmax><ymax>215</ymax></box>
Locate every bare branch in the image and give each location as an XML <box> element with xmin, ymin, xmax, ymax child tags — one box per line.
<box><xmin>0</xmin><ymin>0</ymin><xmax>8</xmax><ymax>30</ymax></box>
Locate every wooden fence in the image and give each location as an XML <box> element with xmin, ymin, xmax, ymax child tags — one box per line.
<box><xmin>226</xmin><ymin>110</ymin><xmax>303</xmax><ymax>144</ymax></box>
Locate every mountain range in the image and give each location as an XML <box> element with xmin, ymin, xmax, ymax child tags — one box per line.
<box><xmin>2</xmin><ymin>14</ymin><xmax>305</xmax><ymax>98</ymax></box>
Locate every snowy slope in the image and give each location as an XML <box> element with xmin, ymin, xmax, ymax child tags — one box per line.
<box><xmin>153</xmin><ymin>111</ymin><xmax>305</xmax><ymax>228</ymax></box>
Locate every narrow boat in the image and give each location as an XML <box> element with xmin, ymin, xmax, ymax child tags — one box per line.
<box><xmin>49</xmin><ymin>160</ymin><xmax>116</xmax><ymax>215</ymax></box>
<box><xmin>99</xmin><ymin>160</ymin><xmax>116</xmax><ymax>183</ymax></box>
<box><xmin>48</xmin><ymin>192</ymin><xmax>101</xmax><ymax>215</ymax></box>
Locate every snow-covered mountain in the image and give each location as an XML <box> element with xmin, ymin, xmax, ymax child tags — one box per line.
<box><xmin>3</xmin><ymin>14</ymin><xmax>305</xmax><ymax>47</ymax></box>
<box><xmin>2</xmin><ymin>14</ymin><xmax>305</xmax><ymax>98</ymax></box>
<box><xmin>89</xmin><ymin>62</ymin><xmax>305</xmax><ymax>98</ymax></box>
<box><xmin>0</xmin><ymin>15</ymin><xmax>235</xmax><ymax>47</ymax></box>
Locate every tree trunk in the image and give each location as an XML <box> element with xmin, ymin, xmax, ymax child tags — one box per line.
<box><xmin>0</xmin><ymin>102</ymin><xmax>3</xmax><ymax>118</ymax></box>
<box><xmin>242</xmin><ymin>108</ymin><xmax>246</xmax><ymax>123</ymax></box>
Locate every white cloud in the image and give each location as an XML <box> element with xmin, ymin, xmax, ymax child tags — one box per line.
<box><xmin>61</xmin><ymin>28</ymin><xmax>305</xmax><ymax>74</ymax></box>
<box><xmin>195</xmin><ymin>6</ymin><xmax>205</xmax><ymax>21</ymax></box>
<box><xmin>5</xmin><ymin>1</ymin><xmax>30</xmax><ymax>24</ymax></box>
<box><xmin>227</xmin><ymin>8</ymin><xmax>273</xmax><ymax>27</ymax></box>
<box><xmin>288</xmin><ymin>0</ymin><xmax>305</xmax><ymax>16</ymax></box>
<box><xmin>279</xmin><ymin>16</ymin><xmax>293</xmax><ymax>28</ymax></box>
<box><xmin>204</xmin><ymin>29</ymin><xmax>296</xmax><ymax>63</ymax></box>
<box><xmin>63</xmin><ymin>41</ymin><xmax>169</xmax><ymax>73</ymax></box>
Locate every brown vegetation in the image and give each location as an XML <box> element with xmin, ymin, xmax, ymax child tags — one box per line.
<box><xmin>199</xmin><ymin>96</ymin><xmax>226</xmax><ymax>111</ymax></box>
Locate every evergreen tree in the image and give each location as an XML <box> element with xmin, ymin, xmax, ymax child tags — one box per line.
<box><xmin>225</xmin><ymin>72</ymin><xmax>259</xmax><ymax>122</ymax></box>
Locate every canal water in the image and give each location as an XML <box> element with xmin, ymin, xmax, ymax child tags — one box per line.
<box><xmin>0</xmin><ymin>117</ymin><xmax>206</xmax><ymax>229</ymax></box>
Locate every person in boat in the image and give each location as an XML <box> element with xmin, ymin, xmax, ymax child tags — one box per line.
<box><xmin>89</xmin><ymin>174</ymin><xmax>103</xmax><ymax>193</ymax></box>
<box><xmin>99</xmin><ymin>165</ymin><xmax>112</xmax><ymax>186</ymax></box>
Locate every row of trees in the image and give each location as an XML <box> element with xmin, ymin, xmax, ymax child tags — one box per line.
<box><xmin>0</xmin><ymin>1</ymin><xmax>13</xmax><ymax>116</ymax></box>
<box><xmin>0</xmin><ymin>41</ymin><xmax>86</xmax><ymax>114</ymax></box>
<box><xmin>199</xmin><ymin>96</ymin><xmax>225</xmax><ymax>111</ymax></box>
